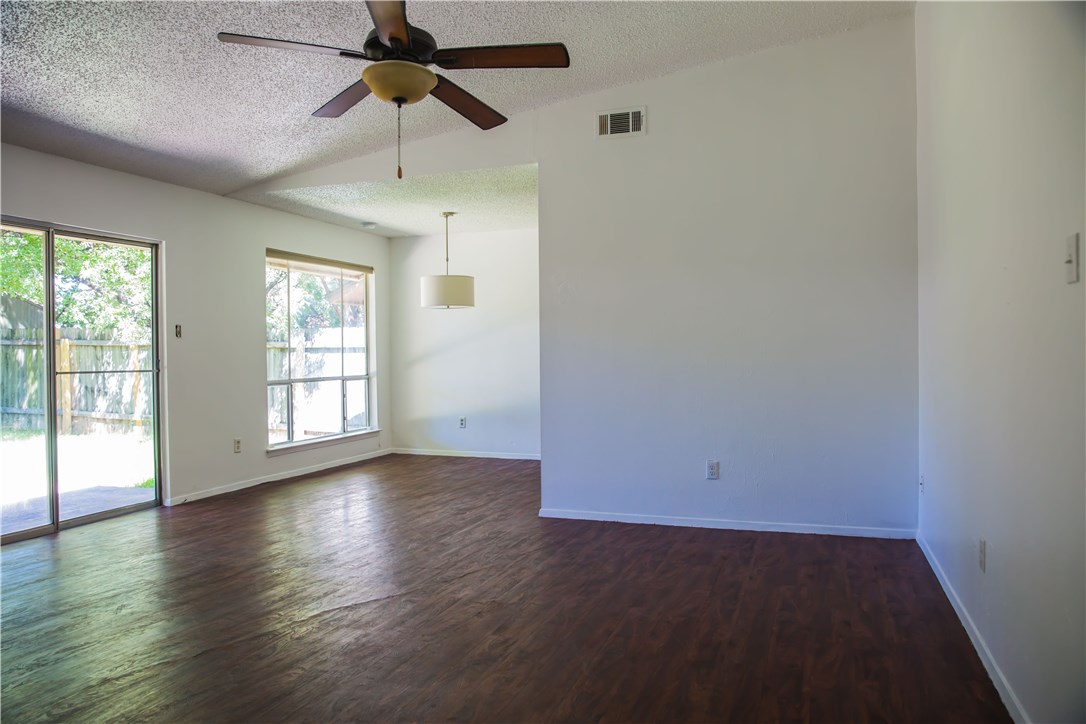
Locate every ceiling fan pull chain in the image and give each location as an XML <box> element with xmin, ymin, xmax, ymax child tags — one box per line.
<box><xmin>396</xmin><ymin>102</ymin><xmax>403</xmax><ymax>179</ymax></box>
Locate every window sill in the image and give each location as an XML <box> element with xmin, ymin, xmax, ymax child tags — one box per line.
<box><xmin>266</xmin><ymin>428</ymin><xmax>382</xmax><ymax>457</ymax></box>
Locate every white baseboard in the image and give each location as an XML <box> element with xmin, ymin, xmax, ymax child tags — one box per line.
<box><xmin>538</xmin><ymin>508</ymin><xmax>915</xmax><ymax>539</ymax></box>
<box><xmin>163</xmin><ymin>448</ymin><xmax>394</xmax><ymax>506</ymax></box>
<box><xmin>389</xmin><ymin>447</ymin><xmax>541</xmax><ymax>461</ymax></box>
<box><xmin>916</xmin><ymin>536</ymin><xmax>1027</xmax><ymax>723</ymax></box>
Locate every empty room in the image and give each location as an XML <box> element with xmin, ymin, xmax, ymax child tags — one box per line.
<box><xmin>1</xmin><ymin>1</ymin><xmax>1083</xmax><ymax>722</ymax></box>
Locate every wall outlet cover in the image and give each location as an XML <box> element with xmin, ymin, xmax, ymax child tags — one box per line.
<box><xmin>706</xmin><ymin>460</ymin><xmax>721</xmax><ymax>480</ymax></box>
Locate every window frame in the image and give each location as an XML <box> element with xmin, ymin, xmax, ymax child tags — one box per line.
<box><xmin>265</xmin><ymin>249</ymin><xmax>376</xmax><ymax>451</ymax></box>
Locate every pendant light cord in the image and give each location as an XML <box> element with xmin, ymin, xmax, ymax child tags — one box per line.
<box><xmin>396</xmin><ymin>102</ymin><xmax>403</xmax><ymax>180</ymax></box>
<box><xmin>441</xmin><ymin>211</ymin><xmax>455</xmax><ymax>273</ymax></box>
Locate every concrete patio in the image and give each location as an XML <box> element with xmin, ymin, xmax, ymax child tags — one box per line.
<box><xmin>1</xmin><ymin>432</ymin><xmax>155</xmax><ymax>534</ymax></box>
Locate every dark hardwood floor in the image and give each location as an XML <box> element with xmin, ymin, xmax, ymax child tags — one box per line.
<box><xmin>1</xmin><ymin>454</ymin><xmax>1009</xmax><ymax>723</ymax></box>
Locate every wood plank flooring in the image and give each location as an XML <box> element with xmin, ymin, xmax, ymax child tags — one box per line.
<box><xmin>1</xmin><ymin>454</ymin><xmax>1009</xmax><ymax>722</ymax></box>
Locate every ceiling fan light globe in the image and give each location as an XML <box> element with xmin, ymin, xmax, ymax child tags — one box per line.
<box><xmin>362</xmin><ymin>60</ymin><xmax>437</xmax><ymax>105</ymax></box>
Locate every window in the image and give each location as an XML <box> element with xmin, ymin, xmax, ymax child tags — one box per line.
<box><xmin>265</xmin><ymin>249</ymin><xmax>373</xmax><ymax>447</ymax></box>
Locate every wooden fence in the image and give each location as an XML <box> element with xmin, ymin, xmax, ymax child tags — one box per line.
<box><xmin>0</xmin><ymin>336</ymin><xmax>152</xmax><ymax>433</ymax></box>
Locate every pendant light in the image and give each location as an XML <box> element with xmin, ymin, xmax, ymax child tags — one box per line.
<box><xmin>421</xmin><ymin>212</ymin><xmax>474</xmax><ymax>308</ymax></box>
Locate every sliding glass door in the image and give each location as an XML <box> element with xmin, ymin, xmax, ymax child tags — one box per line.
<box><xmin>0</xmin><ymin>226</ymin><xmax>52</xmax><ymax>534</ymax></box>
<box><xmin>54</xmin><ymin>233</ymin><xmax>157</xmax><ymax>521</ymax></box>
<box><xmin>0</xmin><ymin>220</ymin><xmax>160</xmax><ymax>542</ymax></box>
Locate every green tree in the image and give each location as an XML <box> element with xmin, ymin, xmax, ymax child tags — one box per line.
<box><xmin>265</xmin><ymin>267</ymin><xmax>365</xmax><ymax>342</ymax></box>
<box><xmin>0</xmin><ymin>229</ymin><xmax>44</xmax><ymax>305</ymax></box>
<box><xmin>1</xmin><ymin>230</ymin><xmax>152</xmax><ymax>343</ymax></box>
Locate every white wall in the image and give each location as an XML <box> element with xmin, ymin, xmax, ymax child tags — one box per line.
<box><xmin>0</xmin><ymin>143</ymin><xmax>393</xmax><ymax>504</ymax></box>
<box><xmin>534</xmin><ymin>15</ymin><xmax>919</xmax><ymax>536</ymax></box>
<box><xmin>390</xmin><ymin>228</ymin><xmax>540</xmax><ymax>458</ymax></box>
<box><xmin>915</xmin><ymin>4</ymin><xmax>1085</xmax><ymax>722</ymax></box>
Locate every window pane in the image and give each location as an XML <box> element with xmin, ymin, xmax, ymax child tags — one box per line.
<box><xmin>1</xmin><ymin>227</ymin><xmax>52</xmax><ymax>534</ymax></box>
<box><xmin>292</xmin><ymin>380</ymin><xmax>343</xmax><ymax>440</ymax></box>
<box><xmin>53</xmin><ymin>236</ymin><xmax>157</xmax><ymax>522</ymax></box>
<box><xmin>56</xmin><ymin>371</ymin><xmax>156</xmax><ymax>521</ymax></box>
<box><xmin>54</xmin><ymin>236</ymin><xmax>153</xmax><ymax>369</ymax></box>
<box><xmin>265</xmin><ymin>254</ymin><xmax>375</xmax><ymax>443</ymax></box>
<box><xmin>266</xmin><ymin>266</ymin><xmax>289</xmax><ymax>380</ymax></box>
<box><xmin>267</xmin><ymin>384</ymin><xmax>289</xmax><ymax>444</ymax></box>
<box><xmin>290</xmin><ymin>270</ymin><xmax>343</xmax><ymax>379</ymax></box>
<box><xmin>345</xmin><ymin>379</ymin><xmax>368</xmax><ymax>431</ymax></box>
<box><xmin>342</xmin><ymin>273</ymin><xmax>366</xmax><ymax>377</ymax></box>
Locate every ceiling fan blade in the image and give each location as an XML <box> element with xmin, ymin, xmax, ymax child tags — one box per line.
<box><xmin>365</xmin><ymin>1</ymin><xmax>411</xmax><ymax>48</ymax></box>
<box><xmin>312</xmin><ymin>79</ymin><xmax>372</xmax><ymax>118</ymax></box>
<box><xmin>429</xmin><ymin>76</ymin><xmax>507</xmax><ymax>130</ymax></box>
<box><xmin>432</xmin><ymin>43</ymin><xmax>570</xmax><ymax>70</ymax></box>
<box><xmin>217</xmin><ymin>32</ymin><xmax>367</xmax><ymax>60</ymax></box>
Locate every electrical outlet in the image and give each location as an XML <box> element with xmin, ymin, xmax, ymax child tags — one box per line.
<box><xmin>458</xmin><ymin>416</ymin><xmax>467</xmax><ymax>429</ymax></box>
<box><xmin>920</xmin><ymin>475</ymin><xmax>925</xmax><ymax>494</ymax></box>
<box><xmin>979</xmin><ymin>538</ymin><xmax>986</xmax><ymax>572</ymax></box>
<box><xmin>233</xmin><ymin>438</ymin><xmax>241</xmax><ymax>454</ymax></box>
<box><xmin>174</xmin><ymin>324</ymin><xmax>182</xmax><ymax>339</ymax></box>
<box><xmin>706</xmin><ymin>460</ymin><xmax>720</xmax><ymax>480</ymax></box>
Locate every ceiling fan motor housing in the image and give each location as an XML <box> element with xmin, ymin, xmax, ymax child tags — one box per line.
<box><xmin>363</xmin><ymin>27</ymin><xmax>437</xmax><ymax>63</ymax></box>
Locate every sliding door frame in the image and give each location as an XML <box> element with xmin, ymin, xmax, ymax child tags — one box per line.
<box><xmin>1</xmin><ymin>215</ymin><xmax>163</xmax><ymax>545</ymax></box>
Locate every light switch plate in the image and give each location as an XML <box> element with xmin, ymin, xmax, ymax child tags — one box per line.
<box><xmin>1067</xmin><ymin>233</ymin><xmax>1080</xmax><ymax>284</ymax></box>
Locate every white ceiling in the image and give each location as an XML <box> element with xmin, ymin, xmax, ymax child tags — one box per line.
<box><xmin>267</xmin><ymin>163</ymin><xmax>539</xmax><ymax>234</ymax></box>
<box><xmin>1</xmin><ymin>1</ymin><xmax>912</xmax><ymax>236</ymax></box>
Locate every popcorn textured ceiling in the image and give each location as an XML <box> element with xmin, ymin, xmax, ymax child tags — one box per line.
<box><xmin>267</xmin><ymin>164</ymin><xmax>539</xmax><ymax>237</ymax></box>
<box><xmin>1</xmin><ymin>1</ymin><xmax>911</xmax><ymax>234</ymax></box>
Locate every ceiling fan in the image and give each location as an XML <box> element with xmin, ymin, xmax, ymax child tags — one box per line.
<box><xmin>217</xmin><ymin>0</ymin><xmax>570</xmax><ymax>131</ymax></box>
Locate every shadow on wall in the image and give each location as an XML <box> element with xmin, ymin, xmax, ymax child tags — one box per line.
<box><xmin>399</xmin><ymin>309</ymin><xmax>536</xmax><ymax>369</ymax></box>
<box><xmin>400</xmin><ymin>401</ymin><xmax>541</xmax><ymax>455</ymax></box>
